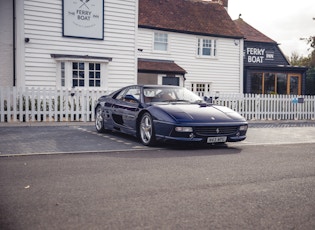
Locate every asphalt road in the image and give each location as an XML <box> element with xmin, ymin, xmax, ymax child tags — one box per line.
<box><xmin>1</xmin><ymin>121</ymin><xmax>315</xmax><ymax>155</ymax></box>
<box><xmin>1</xmin><ymin>121</ymin><xmax>315</xmax><ymax>229</ymax></box>
<box><xmin>1</xmin><ymin>143</ymin><xmax>315</xmax><ymax>230</ymax></box>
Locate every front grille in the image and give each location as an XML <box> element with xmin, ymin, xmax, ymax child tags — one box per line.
<box><xmin>195</xmin><ymin>126</ymin><xmax>239</xmax><ymax>136</ymax></box>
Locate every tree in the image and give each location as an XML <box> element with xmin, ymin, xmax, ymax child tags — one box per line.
<box><xmin>288</xmin><ymin>51</ymin><xmax>311</xmax><ymax>67</ymax></box>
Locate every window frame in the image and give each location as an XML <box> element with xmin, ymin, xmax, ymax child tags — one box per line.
<box><xmin>55</xmin><ymin>58</ymin><xmax>109</xmax><ymax>89</ymax></box>
<box><xmin>153</xmin><ymin>32</ymin><xmax>169</xmax><ymax>52</ymax></box>
<box><xmin>197</xmin><ymin>38</ymin><xmax>217</xmax><ymax>58</ymax></box>
<box><xmin>191</xmin><ymin>82</ymin><xmax>212</xmax><ymax>97</ymax></box>
<box><xmin>249</xmin><ymin>72</ymin><xmax>302</xmax><ymax>95</ymax></box>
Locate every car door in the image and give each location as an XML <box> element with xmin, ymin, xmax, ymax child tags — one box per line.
<box><xmin>111</xmin><ymin>86</ymin><xmax>141</xmax><ymax>134</ymax></box>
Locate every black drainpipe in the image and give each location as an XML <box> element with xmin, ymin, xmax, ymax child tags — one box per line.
<box><xmin>13</xmin><ymin>0</ymin><xmax>16</xmax><ymax>86</ymax></box>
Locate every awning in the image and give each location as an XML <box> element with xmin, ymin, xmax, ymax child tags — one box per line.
<box><xmin>138</xmin><ymin>58</ymin><xmax>186</xmax><ymax>75</ymax></box>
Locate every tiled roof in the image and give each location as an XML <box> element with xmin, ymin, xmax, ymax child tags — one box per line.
<box><xmin>139</xmin><ymin>0</ymin><xmax>243</xmax><ymax>38</ymax></box>
<box><xmin>234</xmin><ymin>18</ymin><xmax>276</xmax><ymax>43</ymax></box>
<box><xmin>138</xmin><ymin>59</ymin><xmax>186</xmax><ymax>74</ymax></box>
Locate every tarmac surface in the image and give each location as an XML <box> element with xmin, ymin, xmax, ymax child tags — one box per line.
<box><xmin>1</xmin><ymin>120</ymin><xmax>315</xmax><ymax>156</ymax></box>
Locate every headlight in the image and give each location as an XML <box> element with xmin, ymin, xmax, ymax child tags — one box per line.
<box><xmin>175</xmin><ymin>127</ymin><xmax>193</xmax><ymax>132</ymax></box>
<box><xmin>239</xmin><ymin>125</ymin><xmax>248</xmax><ymax>131</ymax></box>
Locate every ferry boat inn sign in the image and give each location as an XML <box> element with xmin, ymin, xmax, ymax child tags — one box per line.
<box><xmin>62</xmin><ymin>0</ymin><xmax>104</xmax><ymax>39</ymax></box>
<box><xmin>246</xmin><ymin>47</ymin><xmax>275</xmax><ymax>64</ymax></box>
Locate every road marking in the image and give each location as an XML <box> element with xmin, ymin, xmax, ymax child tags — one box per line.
<box><xmin>75</xmin><ymin>127</ymin><xmax>136</xmax><ymax>146</ymax></box>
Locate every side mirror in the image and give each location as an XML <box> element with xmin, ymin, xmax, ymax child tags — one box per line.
<box><xmin>203</xmin><ymin>96</ymin><xmax>219</xmax><ymax>103</ymax></box>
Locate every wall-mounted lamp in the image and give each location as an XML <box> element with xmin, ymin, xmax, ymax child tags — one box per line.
<box><xmin>25</xmin><ymin>38</ymin><xmax>30</xmax><ymax>43</ymax></box>
<box><xmin>70</xmin><ymin>87</ymin><xmax>75</xmax><ymax>97</ymax></box>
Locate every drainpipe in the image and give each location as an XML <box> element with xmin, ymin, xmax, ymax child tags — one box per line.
<box><xmin>13</xmin><ymin>0</ymin><xmax>16</xmax><ymax>86</ymax></box>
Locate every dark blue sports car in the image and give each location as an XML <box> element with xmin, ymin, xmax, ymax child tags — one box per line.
<box><xmin>95</xmin><ymin>85</ymin><xmax>248</xmax><ymax>146</ymax></box>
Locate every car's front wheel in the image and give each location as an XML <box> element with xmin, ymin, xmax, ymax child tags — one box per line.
<box><xmin>139</xmin><ymin>112</ymin><xmax>156</xmax><ymax>146</ymax></box>
<box><xmin>95</xmin><ymin>106</ymin><xmax>107</xmax><ymax>133</ymax></box>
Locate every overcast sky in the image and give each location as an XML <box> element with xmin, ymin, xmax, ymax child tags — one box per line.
<box><xmin>228</xmin><ymin>0</ymin><xmax>315</xmax><ymax>57</ymax></box>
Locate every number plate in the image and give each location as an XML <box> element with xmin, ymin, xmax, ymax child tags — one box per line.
<box><xmin>207</xmin><ymin>136</ymin><xmax>227</xmax><ymax>143</ymax></box>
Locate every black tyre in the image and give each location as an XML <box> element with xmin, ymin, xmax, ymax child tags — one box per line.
<box><xmin>139</xmin><ymin>112</ymin><xmax>156</xmax><ymax>146</ymax></box>
<box><xmin>95</xmin><ymin>106</ymin><xmax>107</xmax><ymax>133</ymax></box>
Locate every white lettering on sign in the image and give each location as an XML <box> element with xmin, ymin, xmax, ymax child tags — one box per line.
<box><xmin>265</xmin><ymin>52</ymin><xmax>274</xmax><ymax>60</ymax></box>
<box><xmin>247</xmin><ymin>47</ymin><xmax>264</xmax><ymax>63</ymax></box>
<box><xmin>266</xmin><ymin>53</ymin><xmax>274</xmax><ymax>59</ymax></box>
<box><xmin>248</xmin><ymin>56</ymin><xmax>264</xmax><ymax>63</ymax></box>
<box><xmin>246</xmin><ymin>48</ymin><xmax>265</xmax><ymax>56</ymax></box>
<box><xmin>245</xmin><ymin>48</ymin><xmax>276</xmax><ymax>64</ymax></box>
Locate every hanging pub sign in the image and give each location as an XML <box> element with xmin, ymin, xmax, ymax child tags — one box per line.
<box><xmin>62</xmin><ymin>0</ymin><xmax>104</xmax><ymax>40</ymax></box>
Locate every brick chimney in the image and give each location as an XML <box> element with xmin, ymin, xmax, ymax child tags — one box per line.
<box><xmin>212</xmin><ymin>0</ymin><xmax>228</xmax><ymax>8</ymax></box>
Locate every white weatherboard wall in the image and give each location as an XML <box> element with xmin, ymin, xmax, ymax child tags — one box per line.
<box><xmin>137</xmin><ymin>28</ymin><xmax>244</xmax><ymax>94</ymax></box>
<box><xmin>17</xmin><ymin>0</ymin><xmax>138</xmax><ymax>91</ymax></box>
<box><xmin>0</xmin><ymin>1</ymin><xmax>14</xmax><ymax>87</ymax></box>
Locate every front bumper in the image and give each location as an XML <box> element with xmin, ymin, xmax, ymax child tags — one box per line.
<box><xmin>156</xmin><ymin>134</ymin><xmax>247</xmax><ymax>143</ymax></box>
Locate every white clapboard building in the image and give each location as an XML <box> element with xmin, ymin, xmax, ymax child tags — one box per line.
<box><xmin>1</xmin><ymin>0</ymin><xmax>244</xmax><ymax>95</ymax></box>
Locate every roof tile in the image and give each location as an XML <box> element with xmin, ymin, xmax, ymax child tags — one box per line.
<box><xmin>234</xmin><ymin>18</ymin><xmax>276</xmax><ymax>43</ymax></box>
<box><xmin>138</xmin><ymin>59</ymin><xmax>186</xmax><ymax>74</ymax></box>
<box><xmin>139</xmin><ymin>0</ymin><xmax>243</xmax><ymax>38</ymax></box>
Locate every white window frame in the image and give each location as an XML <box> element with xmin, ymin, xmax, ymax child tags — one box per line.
<box><xmin>191</xmin><ymin>82</ymin><xmax>212</xmax><ymax>97</ymax></box>
<box><xmin>197</xmin><ymin>38</ymin><xmax>217</xmax><ymax>58</ymax></box>
<box><xmin>55</xmin><ymin>58</ymin><xmax>109</xmax><ymax>89</ymax></box>
<box><xmin>153</xmin><ymin>32</ymin><xmax>169</xmax><ymax>52</ymax></box>
<box><xmin>157</xmin><ymin>75</ymin><xmax>184</xmax><ymax>86</ymax></box>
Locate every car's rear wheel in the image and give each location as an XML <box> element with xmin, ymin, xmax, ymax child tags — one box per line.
<box><xmin>139</xmin><ymin>112</ymin><xmax>156</xmax><ymax>146</ymax></box>
<box><xmin>95</xmin><ymin>106</ymin><xmax>107</xmax><ymax>133</ymax></box>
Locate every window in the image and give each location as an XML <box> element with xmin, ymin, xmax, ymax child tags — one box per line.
<box><xmin>89</xmin><ymin>63</ymin><xmax>101</xmax><ymax>87</ymax></box>
<box><xmin>249</xmin><ymin>72</ymin><xmax>301</xmax><ymax>95</ymax></box>
<box><xmin>58</xmin><ymin>61</ymin><xmax>104</xmax><ymax>88</ymax></box>
<box><xmin>154</xmin><ymin>32</ymin><xmax>168</xmax><ymax>51</ymax></box>
<box><xmin>72</xmin><ymin>62</ymin><xmax>85</xmax><ymax>87</ymax></box>
<box><xmin>115</xmin><ymin>86</ymin><xmax>140</xmax><ymax>103</ymax></box>
<box><xmin>191</xmin><ymin>83</ymin><xmax>211</xmax><ymax>97</ymax></box>
<box><xmin>52</xmin><ymin>54</ymin><xmax>111</xmax><ymax>88</ymax></box>
<box><xmin>61</xmin><ymin>62</ymin><xmax>65</xmax><ymax>87</ymax></box>
<box><xmin>250</xmin><ymin>73</ymin><xmax>263</xmax><ymax>94</ymax></box>
<box><xmin>276</xmin><ymin>73</ymin><xmax>287</xmax><ymax>94</ymax></box>
<box><xmin>197</xmin><ymin>38</ymin><xmax>217</xmax><ymax>57</ymax></box>
<box><xmin>264</xmin><ymin>73</ymin><xmax>275</xmax><ymax>94</ymax></box>
<box><xmin>162</xmin><ymin>76</ymin><xmax>179</xmax><ymax>86</ymax></box>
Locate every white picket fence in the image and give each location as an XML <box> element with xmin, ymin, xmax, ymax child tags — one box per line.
<box><xmin>0</xmin><ymin>87</ymin><xmax>108</xmax><ymax>123</ymax></box>
<box><xmin>0</xmin><ymin>87</ymin><xmax>315</xmax><ymax>123</ymax></box>
<box><xmin>212</xmin><ymin>94</ymin><xmax>315</xmax><ymax>121</ymax></box>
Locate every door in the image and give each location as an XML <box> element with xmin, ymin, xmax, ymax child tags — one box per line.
<box><xmin>111</xmin><ymin>86</ymin><xmax>140</xmax><ymax>133</ymax></box>
<box><xmin>288</xmin><ymin>74</ymin><xmax>301</xmax><ymax>95</ymax></box>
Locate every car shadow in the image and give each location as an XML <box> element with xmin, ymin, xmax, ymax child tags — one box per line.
<box><xmin>90</xmin><ymin>128</ymin><xmax>243</xmax><ymax>158</ymax></box>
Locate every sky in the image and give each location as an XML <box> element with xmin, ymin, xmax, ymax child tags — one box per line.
<box><xmin>227</xmin><ymin>0</ymin><xmax>315</xmax><ymax>57</ymax></box>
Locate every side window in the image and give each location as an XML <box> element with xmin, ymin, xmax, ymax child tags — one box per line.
<box><xmin>115</xmin><ymin>87</ymin><xmax>140</xmax><ymax>103</ymax></box>
<box><xmin>115</xmin><ymin>89</ymin><xmax>127</xmax><ymax>101</ymax></box>
<box><xmin>124</xmin><ymin>87</ymin><xmax>140</xmax><ymax>103</ymax></box>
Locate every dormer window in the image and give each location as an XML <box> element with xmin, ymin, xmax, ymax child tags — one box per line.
<box><xmin>154</xmin><ymin>32</ymin><xmax>168</xmax><ymax>52</ymax></box>
<box><xmin>197</xmin><ymin>38</ymin><xmax>217</xmax><ymax>57</ymax></box>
